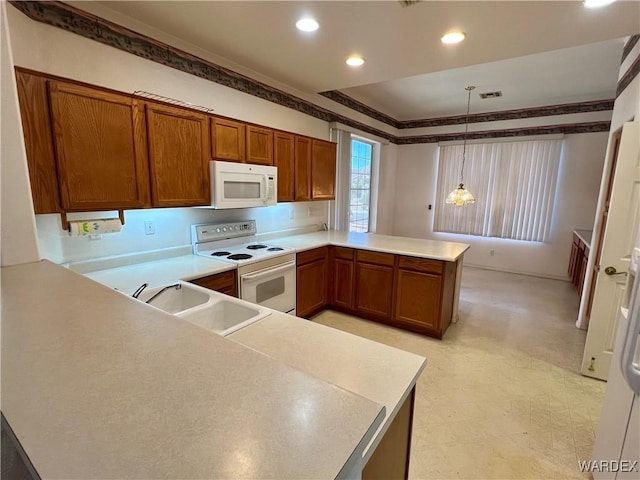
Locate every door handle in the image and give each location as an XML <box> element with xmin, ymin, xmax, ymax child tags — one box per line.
<box><xmin>604</xmin><ymin>266</ymin><xmax>628</xmax><ymax>276</ymax></box>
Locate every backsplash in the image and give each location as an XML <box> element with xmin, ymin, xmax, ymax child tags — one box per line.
<box><xmin>36</xmin><ymin>202</ymin><xmax>329</xmax><ymax>264</ymax></box>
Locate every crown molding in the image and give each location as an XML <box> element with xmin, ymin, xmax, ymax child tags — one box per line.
<box><xmin>8</xmin><ymin>0</ymin><xmax>616</xmax><ymax>146</ymax></box>
<box><xmin>621</xmin><ymin>34</ymin><xmax>640</xmax><ymax>64</ymax></box>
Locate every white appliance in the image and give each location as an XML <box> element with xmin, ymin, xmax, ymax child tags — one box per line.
<box><xmin>191</xmin><ymin>221</ymin><xmax>296</xmax><ymax>315</ymax></box>
<box><xmin>593</xmin><ymin>222</ymin><xmax>640</xmax><ymax>479</ymax></box>
<box><xmin>210</xmin><ymin>160</ymin><xmax>277</xmax><ymax>209</ymax></box>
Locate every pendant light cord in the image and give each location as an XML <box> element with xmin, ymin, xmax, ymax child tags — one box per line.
<box><xmin>461</xmin><ymin>86</ymin><xmax>475</xmax><ymax>185</ymax></box>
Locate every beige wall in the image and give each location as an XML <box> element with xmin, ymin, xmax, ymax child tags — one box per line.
<box><xmin>5</xmin><ymin>5</ymin><xmax>332</xmax><ymax>264</ymax></box>
<box><xmin>1</xmin><ymin>2</ymin><xmax>40</xmax><ymax>267</ymax></box>
<box><xmin>392</xmin><ymin>133</ymin><xmax>608</xmax><ymax>279</ymax></box>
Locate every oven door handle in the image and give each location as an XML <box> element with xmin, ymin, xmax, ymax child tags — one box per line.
<box><xmin>241</xmin><ymin>260</ymin><xmax>296</xmax><ymax>282</ymax></box>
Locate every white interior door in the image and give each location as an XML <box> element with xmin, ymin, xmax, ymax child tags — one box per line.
<box><xmin>582</xmin><ymin>122</ymin><xmax>640</xmax><ymax>380</ymax></box>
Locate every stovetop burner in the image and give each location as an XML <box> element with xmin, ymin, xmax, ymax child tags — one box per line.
<box><xmin>227</xmin><ymin>253</ymin><xmax>253</xmax><ymax>261</ymax></box>
<box><xmin>211</xmin><ymin>251</ymin><xmax>232</xmax><ymax>257</ymax></box>
<box><xmin>267</xmin><ymin>247</ymin><xmax>284</xmax><ymax>251</ymax></box>
<box><xmin>246</xmin><ymin>244</ymin><xmax>268</xmax><ymax>250</ymax></box>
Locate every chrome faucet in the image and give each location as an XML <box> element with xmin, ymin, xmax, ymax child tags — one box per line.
<box><xmin>144</xmin><ymin>283</ymin><xmax>181</xmax><ymax>304</ymax></box>
<box><xmin>131</xmin><ymin>283</ymin><xmax>148</xmax><ymax>299</ymax></box>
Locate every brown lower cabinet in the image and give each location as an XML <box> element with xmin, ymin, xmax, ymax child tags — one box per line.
<box><xmin>567</xmin><ymin>232</ymin><xmax>591</xmax><ymax>298</ymax></box>
<box><xmin>298</xmin><ymin>246</ymin><xmax>459</xmax><ymax>339</ymax></box>
<box><xmin>296</xmin><ymin>247</ymin><xmax>329</xmax><ymax>318</ymax></box>
<box><xmin>330</xmin><ymin>247</ymin><xmax>355</xmax><ymax>310</ymax></box>
<box><xmin>355</xmin><ymin>251</ymin><xmax>395</xmax><ymax>320</ymax></box>
<box><xmin>362</xmin><ymin>387</ymin><xmax>415</xmax><ymax>480</ymax></box>
<box><xmin>189</xmin><ymin>270</ymin><xmax>238</xmax><ymax>297</ymax></box>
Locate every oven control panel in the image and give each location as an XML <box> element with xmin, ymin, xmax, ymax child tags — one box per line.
<box><xmin>193</xmin><ymin>220</ymin><xmax>257</xmax><ymax>242</ymax></box>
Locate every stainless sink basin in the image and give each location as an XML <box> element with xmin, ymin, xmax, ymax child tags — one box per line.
<box><xmin>136</xmin><ymin>283</ymin><xmax>211</xmax><ymax>314</ymax></box>
<box><xmin>178</xmin><ymin>299</ymin><xmax>270</xmax><ymax>336</ymax></box>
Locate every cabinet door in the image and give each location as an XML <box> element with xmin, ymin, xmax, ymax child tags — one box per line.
<box><xmin>49</xmin><ymin>81</ymin><xmax>150</xmax><ymax>210</ymax></box>
<box><xmin>246</xmin><ymin>125</ymin><xmax>274</xmax><ymax>165</ymax></box>
<box><xmin>297</xmin><ymin>258</ymin><xmax>327</xmax><ymax>318</ymax></box>
<box><xmin>189</xmin><ymin>270</ymin><xmax>238</xmax><ymax>298</ymax></box>
<box><xmin>15</xmin><ymin>70</ymin><xmax>61</xmax><ymax>214</ymax></box>
<box><xmin>332</xmin><ymin>258</ymin><xmax>355</xmax><ymax>311</ymax></box>
<box><xmin>394</xmin><ymin>269</ymin><xmax>442</xmax><ymax>333</ymax></box>
<box><xmin>295</xmin><ymin>136</ymin><xmax>312</xmax><ymax>201</ymax></box>
<box><xmin>212</xmin><ymin>117</ymin><xmax>245</xmax><ymax>162</ymax></box>
<box><xmin>311</xmin><ymin>139</ymin><xmax>337</xmax><ymax>200</ymax></box>
<box><xmin>355</xmin><ymin>262</ymin><xmax>394</xmax><ymax>319</ymax></box>
<box><xmin>568</xmin><ymin>240</ymin><xmax>579</xmax><ymax>280</ymax></box>
<box><xmin>274</xmin><ymin>132</ymin><xmax>295</xmax><ymax>202</ymax></box>
<box><xmin>146</xmin><ymin>102</ymin><xmax>210</xmax><ymax>207</ymax></box>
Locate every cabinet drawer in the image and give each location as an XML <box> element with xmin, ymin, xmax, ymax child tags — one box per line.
<box><xmin>297</xmin><ymin>246</ymin><xmax>328</xmax><ymax>266</ymax></box>
<box><xmin>356</xmin><ymin>250</ymin><xmax>394</xmax><ymax>266</ymax></box>
<box><xmin>397</xmin><ymin>256</ymin><xmax>443</xmax><ymax>275</ymax></box>
<box><xmin>189</xmin><ymin>270</ymin><xmax>238</xmax><ymax>297</ymax></box>
<box><xmin>332</xmin><ymin>246</ymin><xmax>354</xmax><ymax>260</ymax></box>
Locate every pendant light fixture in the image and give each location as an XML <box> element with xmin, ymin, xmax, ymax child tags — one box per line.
<box><xmin>446</xmin><ymin>85</ymin><xmax>476</xmax><ymax>207</ymax></box>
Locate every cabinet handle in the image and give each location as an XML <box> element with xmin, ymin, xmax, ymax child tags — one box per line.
<box><xmin>604</xmin><ymin>266</ymin><xmax>627</xmax><ymax>276</ymax></box>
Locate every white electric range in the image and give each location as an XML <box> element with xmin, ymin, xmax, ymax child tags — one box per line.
<box><xmin>192</xmin><ymin>221</ymin><xmax>296</xmax><ymax>315</ymax></box>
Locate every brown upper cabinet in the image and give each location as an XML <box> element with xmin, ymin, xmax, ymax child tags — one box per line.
<box><xmin>16</xmin><ymin>69</ymin><xmax>338</xmax><ymax>214</ymax></box>
<box><xmin>293</xmin><ymin>136</ymin><xmax>337</xmax><ymax>202</ymax></box>
<box><xmin>274</xmin><ymin>132</ymin><xmax>295</xmax><ymax>202</ymax></box>
<box><xmin>246</xmin><ymin>125</ymin><xmax>274</xmax><ymax>165</ymax></box>
<box><xmin>15</xmin><ymin>70</ymin><xmax>61</xmax><ymax>214</ymax></box>
<box><xmin>145</xmin><ymin>102</ymin><xmax>210</xmax><ymax>207</ymax></box>
<box><xmin>48</xmin><ymin>80</ymin><xmax>150</xmax><ymax>211</ymax></box>
<box><xmin>294</xmin><ymin>136</ymin><xmax>312</xmax><ymax>201</ymax></box>
<box><xmin>311</xmin><ymin>139</ymin><xmax>337</xmax><ymax>200</ymax></box>
<box><xmin>211</xmin><ymin>117</ymin><xmax>245</xmax><ymax>162</ymax></box>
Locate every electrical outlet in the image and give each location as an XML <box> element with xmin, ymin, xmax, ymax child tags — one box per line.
<box><xmin>144</xmin><ymin>220</ymin><xmax>156</xmax><ymax>235</ymax></box>
<box><xmin>490</xmin><ymin>249</ymin><xmax>495</xmax><ymax>256</ymax></box>
<box><xmin>89</xmin><ymin>234</ymin><xmax>102</xmax><ymax>241</ymax></box>
<box><xmin>289</xmin><ymin>208</ymin><xmax>295</xmax><ymax>220</ymax></box>
<box><xmin>307</xmin><ymin>207</ymin><xmax>312</xmax><ymax>217</ymax></box>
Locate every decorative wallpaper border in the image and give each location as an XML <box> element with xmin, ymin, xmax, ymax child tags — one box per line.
<box><xmin>320</xmin><ymin>91</ymin><xmax>614</xmax><ymax>130</ymax></box>
<box><xmin>7</xmin><ymin>1</ymin><xmax>619</xmax><ymax>145</ymax></box>
<box><xmin>617</xmin><ymin>53</ymin><xmax>640</xmax><ymax>98</ymax></box>
<box><xmin>395</xmin><ymin>122</ymin><xmax>611</xmax><ymax>145</ymax></box>
<box><xmin>621</xmin><ymin>34</ymin><xmax>640</xmax><ymax>64</ymax></box>
<box><xmin>319</xmin><ymin>90</ymin><xmax>400</xmax><ymax>127</ymax></box>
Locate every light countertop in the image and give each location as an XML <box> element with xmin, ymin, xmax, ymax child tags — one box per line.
<box><xmin>79</xmin><ymin>231</ymin><xmax>469</xmax><ymax>295</ymax></box>
<box><xmin>574</xmin><ymin>229</ymin><xmax>593</xmax><ymax>249</ymax></box>
<box><xmin>2</xmin><ymin>260</ymin><xmax>387</xmax><ymax>479</ymax></box>
<box><xmin>229</xmin><ymin>313</ymin><xmax>426</xmax><ymax>462</ymax></box>
<box><xmin>83</xmin><ymin>254</ymin><xmax>235</xmax><ymax>295</ymax></box>
<box><xmin>269</xmin><ymin>231</ymin><xmax>470</xmax><ymax>262</ymax></box>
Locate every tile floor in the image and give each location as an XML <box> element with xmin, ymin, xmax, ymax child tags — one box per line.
<box><xmin>313</xmin><ymin>267</ymin><xmax>607</xmax><ymax>480</ymax></box>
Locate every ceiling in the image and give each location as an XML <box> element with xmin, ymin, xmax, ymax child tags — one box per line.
<box><xmin>82</xmin><ymin>1</ymin><xmax>639</xmax><ymax>120</ymax></box>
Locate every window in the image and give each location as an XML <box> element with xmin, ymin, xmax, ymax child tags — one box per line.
<box><xmin>349</xmin><ymin>139</ymin><xmax>373</xmax><ymax>232</ymax></box>
<box><xmin>434</xmin><ymin>139</ymin><xmax>562</xmax><ymax>242</ymax></box>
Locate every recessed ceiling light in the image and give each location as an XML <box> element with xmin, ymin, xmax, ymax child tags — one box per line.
<box><xmin>346</xmin><ymin>56</ymin><xmax>365</xmax><ymax>67</ymax></box>
<box><xmin>584</xmin><ymin>0</ymin><xmax>616</xmax><ymax>8</ymax></box>
<box><xmin>441</xmin><ymin>32</ymin><xmax>466</xmax><ymax>44</ymax></box>
<box><xmin>296</xmin><ymin>18</ymin><xmax>319</xmax><ymax>32</ymax></box>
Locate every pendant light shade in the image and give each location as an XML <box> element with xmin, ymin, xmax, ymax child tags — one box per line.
<box><xmin>446</xmin><ymin>85</ymin><xmax>476</xmax><ymax>207</ymax></box>
<box><xmin>445</xmin><ymin>183</ymin><xmax>475</xmax><ymax>206</ymax></box>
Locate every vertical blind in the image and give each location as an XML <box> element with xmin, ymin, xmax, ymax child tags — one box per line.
<box><xmin>434</xmin><ymin>139</ymin><xmax>562</xmax><ymax>242</ymax></box>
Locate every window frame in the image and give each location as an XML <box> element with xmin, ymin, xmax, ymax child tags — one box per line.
<box><xmin>348</xmin><ymin>138</ymin><xmax>374</xmax><ymax>233</ymax></box>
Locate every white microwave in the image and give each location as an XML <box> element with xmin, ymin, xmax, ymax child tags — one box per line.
<box><xmin>209</xmin><ymin>160</ymin><xmax>277</xmax><ymax>209</ymax></box>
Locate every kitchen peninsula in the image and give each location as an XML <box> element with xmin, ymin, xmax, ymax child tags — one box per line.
<box><xmin>1</xmin><ymin>259</ymin><xmax>425</xmax><ymax>479</ymax></box>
